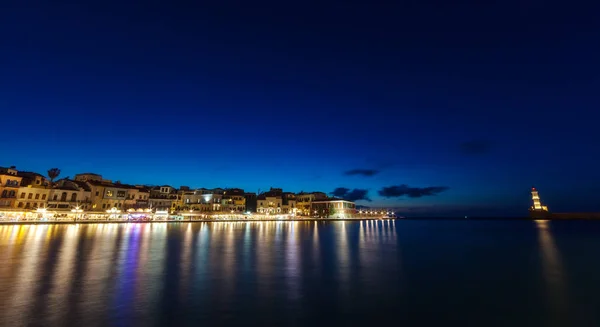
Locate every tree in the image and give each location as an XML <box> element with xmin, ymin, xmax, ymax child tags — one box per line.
<box><xmin>47</xmin><ymin>168</ymin><xmax>61</xmax><ymax>188</ymax></box>
<box><xmin>328</xmin><ymin>207</ymin><xmax>337</xmax><ymax>218</ymax></box>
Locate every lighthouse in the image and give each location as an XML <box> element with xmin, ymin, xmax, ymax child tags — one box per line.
<box><xmin>530</xmin><ymin>187</ymin><xmax>549</xmax><ymax>218</ymax></box>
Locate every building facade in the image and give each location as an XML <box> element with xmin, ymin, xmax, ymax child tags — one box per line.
<box><xmin>296</xmin><ymin>192</ymin><xmax>328</xmax><ymax>216</ymax></box>
<box><xmin>257</xmin><ymin>189</ymin><xmax>283</xmax><ymax>214</ymax></box>
<box><xmin>222</xmin><ymin>188</ymin><xmax>246</xmax><ymax>212</ymax></box>
<box><xmin>181</xmin><ymin>189</ymin><xmax>223</xmax><ymax>212</ymax></box>
<box><xmin>16</xmin><ymin>186</ymin><xmax>50</xmax><ymax>210</ymax></box>
<box><xmin>124</xmin><ymin>186</ymin><xmax>150</xmax><ymax>211</ymax></box>
<box><xmin>47</xmin><ymin>179</ymin><xmax>92</xmax><ymax>211</ymax></box>
<box><xmin>0</xmin><ymin>166</ymin><xmax>23</xmax><ymax>208</ymax></box>
<box><xmin>244</xmin><ymin>192</ymin><xmax>257</xmax><ymax>213</ymax></box>
<box><xmin>311</xmin><ymin>199</ymin><xmax>356</xmax><ymax>218</ymax></box>
<box><xmin>282</xmin><ymin>192</ymin><xmax>297</xmax><ymax>214</ymax></box>
<box><xmin>149</xmin><ymin>185</ymin><xmax>178</xmax><ymax>211</ymax></box>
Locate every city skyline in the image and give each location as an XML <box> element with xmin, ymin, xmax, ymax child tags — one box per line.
<box><xmin>3</xmin><ymin>1</ymin><xmax>600</xmax><ymax>216</ymax></box>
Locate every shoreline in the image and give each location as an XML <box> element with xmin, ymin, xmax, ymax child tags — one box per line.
<box><xmin>0</xmin><ymin>217</ymin><xmax>394</xmax><ymax>225</ymax></box>
<box><xmin>3</xmin><ymin>217</ymin><xmax>600</xmax><ymax>225</ymax></box>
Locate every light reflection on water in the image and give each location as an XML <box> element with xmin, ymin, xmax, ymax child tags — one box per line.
<box><xmin>0</xmin><ymin>221</ymin><xmax>598</xmax><ymax>327</ymax></box>
<box><xmin>535</xmin><ymin>220</ymin><xmax>570</xmax><ymax>324</ymax></box>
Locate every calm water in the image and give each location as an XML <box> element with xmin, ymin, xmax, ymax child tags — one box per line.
<box><xmin>0</xmin><ymin>220</ymin><xmax>599</xmax><ymax>327</ymax></box>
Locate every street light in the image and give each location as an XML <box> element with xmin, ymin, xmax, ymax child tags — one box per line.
<box><xmin>71</xmin><ymin>206</ymin><xmax>83</xmax><ymax>222</ymax></box>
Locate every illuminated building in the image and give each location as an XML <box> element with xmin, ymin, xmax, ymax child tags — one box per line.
<box><xmin>222</xmin><ymin>188</ymin><xmax>246</xmax><ymax>212</ymax></box>
<box><xmin>74</xmin><ymin>173</ymin><xmax>131</xmax><ymax>211</ymax></box>
<box><xmin>0</xmin><ymin>166</ymin><xmax>23</xmax><ymax>208</ymax></box>
<box><xmin>296</xmin><ymin>192</ymin><xmax>328</xmax><ymax>216</ymax></box>
<box><xmin>528</xmin><ymin>187</ymin><xmax>600</xmax><ymax>219</ymax></box>
<box><xmin>124</xmin><ymin>186</ymin><xmax>150</xmax><ymax>211</ymax></box>
<box><xmin>149</xmin><ymin>185</ymin><xmax>178</xmax><ymax>211</ymax></box>
<box><xmin>47</xmin><ymin>179</ymin><xmax>92</xmax><ymax>210</ymax></box>
<box><xmin>282</xmin><ymin>192</ymin><xmax>297</xmax><ymax>214</ymax></box>
<box><xmin>172</xmin><ymin>187</ymin><xmax>189</xmax><ymax>211</ymax></box>
<box><xmin>257</xmin><ymin>189</ymin><xmax>282</xmax><ymax>214</ymax></box>
<box><xmin>311</xmin><ymin>199</ymin><xmax>356</xmax><ymax>218</ymax></box>
<box><xmin>529</xmin><ymin>186</ymin><xmax>550</xmax><ymax>219</ymax></box>
<box><xmin>181</xmin><ymin>188</ymin><xmax>222</xmax><ymax>212</ymax></box>
<box><xmin>14</xmin><ymin>171</ymin><xmax>50</xmax><ymax>210</ymax></box>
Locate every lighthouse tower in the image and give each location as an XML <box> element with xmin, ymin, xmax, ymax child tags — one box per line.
<box><xmin>530</xmin><ymin>187</ymin><xmax>549</xmax><ymax>218</ymax></box>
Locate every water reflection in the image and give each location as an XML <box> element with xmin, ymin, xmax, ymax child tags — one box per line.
<box><xmin>285</xmin><ymin>221</ymin><xmax>300</xmax><ymax>301</ymax></box>
<box><xmin>1</xmin><ymin>221</ymin><xmax>595</xmax><ymax>326</ymax></box>
<box><xmin>535</xmin><ymin>220</ymin><xmax>569</xmax><ymax>321</ymax></box>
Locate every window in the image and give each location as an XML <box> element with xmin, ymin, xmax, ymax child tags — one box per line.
<box><xmin>106</xmin><ymin>190</ymin><xmax>113</xmax><ymax>197</ymax></box>
<box><xmin>42</xmin><ymin>194</ymin><xmax>46</xmax><ymax>200</ymax></box>
<box><xmin>18</xmin><ymin>202</ymin><xmax>23</xmax><ymax>208</ymax></box>
<box><xmin>71</xmin><ymin>193</ymin><xmax>77</xmax><ymax>202</ymax></box>
<box><xmin>96</xmin><ymin>191</ymin><xmax>99</xmax><ymax>196</ymax></box>
<box><xmin>53</xmin><ymin>195</ymin><xmax>57</xmax><ymax>200</ymax></box>
<box><xmin>117</xmin><ymin>191</ymin><xmax>126</xmax><ymax>198</ymax></box>
<box><xmin>20</xmin><ymin>193</ymin><xmax>25</xmax><ymax>199</ymax></box>
<box><xmin>61</xmin><ymin>192</ymin><xmax>67</xmax><ymax>201</ymax></box>
<box><xmin>35</xmin><ymin>194</ymin><xmax>40</xmax><ymax>200</ymax></box>
<box><xmin>28</xmin><ymin>193</ymin><xmax>33</xmax><ymax>199</ymax></box>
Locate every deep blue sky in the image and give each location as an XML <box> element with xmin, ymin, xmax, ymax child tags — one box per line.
<box><xmin>2</xmin><ymin>1</ymin><xmax>599</xmax><ymax>216</ymax></box>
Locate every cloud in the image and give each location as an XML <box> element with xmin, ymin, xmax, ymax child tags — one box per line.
<box><xmin>344</xmin><ymin>169</ymin><xmax>380</xmax><ymax>177</ymax></box>
<box><xmin>378</xmin><ymin>185</ymin><xmax>449</xmax><ymax>198</ymax></box>
<box><xmin>460</xmin><ymin>140</ymin><xmax>493</xmax><ymax>155</ymax></box>
<box><xmin>331</xmin><ymin>187</ymin><xmax>372</xmax><ymax>202</ymax></box>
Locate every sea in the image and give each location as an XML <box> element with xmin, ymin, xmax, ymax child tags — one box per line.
<box><xmin>0</xmin><ymin>220</ymin><xmax>599</xmax><ymax>327</ymax></box>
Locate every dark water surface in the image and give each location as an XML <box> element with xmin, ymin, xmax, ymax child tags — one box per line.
<box><xmin>1</xmin><ymin>220</ymin><xmax>599</xmax><ymax>327</ymax></box>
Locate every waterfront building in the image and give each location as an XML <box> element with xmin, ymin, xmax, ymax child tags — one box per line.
<box><xmin>73</xmin><ymin>174</ymin><xmax>131</xmax><ymax>211</ymax></box>
<box><xmin>529</xmin><ymin>187</ymin><xmax>550</xmax><ymax>219</ymax></box>
<box><xmin>171</xmin><ymin>187</ymin><xmax>189</xmax><ymax>211</ymax></box>
<box><xmin>18</xmin><ymin>171</ymin><xmax>49</xmax><ymax>188</ymax></box>
<box><xmin>48</xmin><ymin>179</ymin><xmax>92</xmax><ymax>211</ymax></box>
<box><xmin>282</xmin><ymin>192</ymin><xmax>297</xmax><ymax>214</ymax></box>
<box><xmin>148</xmin><ymin>185</ymin><xmax>178</xmax><ymax>211</ymax></box>
<box><xmin>296</xmin><ymin>191</ymin><xmax>328</xmax><ymax>216</ymax></box>
<box><xmin>89</xmin><ymin>180</ymin><xmax>130</xmax><ymax>211</ymax></box>
<box><xmin>0</xmin><ymin>166</ymin><xmax>23</xmax><ymax>208</ymax></box>
<box><xmin>124</xmin><ymin>186</ymin><xmax>150</xmax><ymax>211</ymax></box>
<box><xmin>311</xmin><ymin>199</ymin><xmax>357</xmax><ymax>218</ymax></box>
<box><xmin>181</xmin><ymin>189</ymin><xmax>222</xmax><ymax>212</ymax></box>
<box><xmin>244</xmin><ymin>192</ymin><xmax>257</xmax><ymax>212</ymax></box>
<box><xmin>15</xmin><ymin>172</ymin><xmax>51</xmax><ymax>209</ymax></box>
<box><xmin>528</xmin><ymin>187</ymin><xmax>600</xmax><ymax>219</ymax></box>
<box><xmin>222</xmin><ymin>188</ymin><xmax>246</xmax><ymax>212</ymax></box>
<box><xmin>257</xmin><ymin>189</ymin><xmax>283</xmax><ymax>214</ymax></box>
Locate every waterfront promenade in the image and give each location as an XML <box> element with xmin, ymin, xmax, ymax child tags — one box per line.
<box><xmin>0</xmin><ymin>217</ymin><xmax>389</xmax><ymax>225</ymax></box>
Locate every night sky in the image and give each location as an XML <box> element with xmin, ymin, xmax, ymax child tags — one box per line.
<box><xmin>2</xmin><ymin>1</ymin><xmax>599</xmax><ymax>216</ymax></box>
